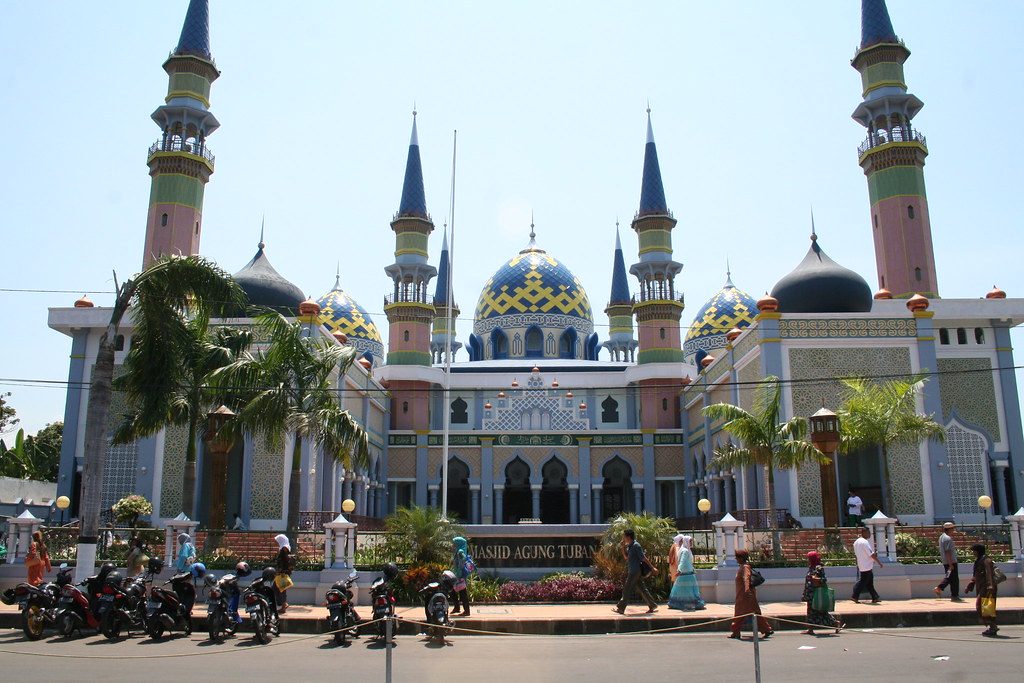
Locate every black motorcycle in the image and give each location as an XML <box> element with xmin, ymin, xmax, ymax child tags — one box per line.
<box><xmin>241</xmin><ymin>569</ymin><xmax>280</xmax><ymax>644</ymax></box>
<box><xmin>325</xmin><ymin>570</ymin><xmax>360</xmax><ymax>645</ymax></box>
<box><xmin>1</xmin><ymin>563</ymin><xmax>73</xmax><ymax>640</ymax></box>
<box><xmin>369</xmin><ymin>563</ymin><xmax>400</xmax><ymax>641</ymax></box>
<box><xmin>99</xmin><ymin>569</ymin><xmax>151</xmax><ymax>639</ymax></box>
<box><xmin>145</xmin><ymin>571</ymin><xmax>196</xmax><ymax>639</ymax></box>
<box><xmin>206</xmin><ymin>573</ymin><xmax>242</xmax><ymax>641</ymax></box>
<box><xmin>419</xmin><ymin>570</ymin><xmax>457</xmax><ymax>643</ymax></box>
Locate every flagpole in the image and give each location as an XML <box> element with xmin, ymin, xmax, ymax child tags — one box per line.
<box><xmin>441</xmin><ymin>130</ymin><xmax>457</xmax><ymax>518</ymax></box>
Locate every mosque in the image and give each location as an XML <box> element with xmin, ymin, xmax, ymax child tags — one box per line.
<box><xmin>48</xmin><ymin>0</ymin><xmax>1024</xmax><ymax>530</ymax></box>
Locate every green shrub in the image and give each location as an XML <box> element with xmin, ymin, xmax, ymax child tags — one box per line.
<box><xmin>895</xmin><ymin>532</ymin><xmax>938</xmax><ymax>558</ymax></box>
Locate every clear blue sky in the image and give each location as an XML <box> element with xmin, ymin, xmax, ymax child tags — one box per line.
<box><xmin>2</xmin><ymin>1</ymin><xmax>1023</xmax><ymax>435</ymax></box>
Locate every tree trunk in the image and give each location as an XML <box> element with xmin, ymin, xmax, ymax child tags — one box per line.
<box><xmin>766</xmin><ymin>462</ymin><xmax>782</xmax><ymax>561</ymax></box>
<box><xmin>880</xmin><ymin>443</ymin><xmax>894</xmax><ymax>518</ymax></box>
<box><xmin>286</xmin><ymin>436</ymin><xmax>304</xmax><ymax>531</ymax></box>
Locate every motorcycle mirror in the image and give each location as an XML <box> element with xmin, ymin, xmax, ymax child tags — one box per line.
<box><xmin>59</xmin><ymin>563</ymin><xmax>69</xmax><ymax>569</ymax></box>
<box><xmin>348</xmin><ymin>570</ymin><xmax>359</xmax><ymax>580</ymax></box>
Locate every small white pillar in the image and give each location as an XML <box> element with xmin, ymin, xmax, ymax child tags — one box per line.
<box><xmin>713</xmin><ymin>512</ymin><xmax>746</xmax><ymax>567</ymax></box>
<box><xmin>1006</xmin><ymin>507</ymin><xmax>1024</xmax><ymax>560</ymax></box>
<box><xmin>864</xmin><ymin>510</ymin><xmax>898</xmax><ymax>563</ymax></box>
<box><xmin>323</xmin><ymin>513</ymin><xmax>358</xmax><ymax>569</ymax></box>
<box><xmin>164</xmin><ymin>513</ymin><xmax>200</xmax><ymax>567</ymax></box>
<box><xmin>5</xmin><ymin>510</ymin><xmax>43</xmax><ymax>564</ymax></box>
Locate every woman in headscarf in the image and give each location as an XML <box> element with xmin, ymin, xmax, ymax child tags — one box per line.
<box><xmin>25</xmin><ymin>530</ymin><xmax>51</xmax><ymax>586</ymax></box>
<box><xmin>274</xmin><ymin>534</ymin><xmax>293</xmax><ymax>613</ymax></box>
<box><xmin>668</xmin><ymin>535</ymin><xmax>706</xmax><ymax>611</ymax></box>
<box><xmin>730</xmin><ymin>549</ymin><xmax>772</xmax><ymax>639</ymax></box>
<box><xmin>965</xmin><ymin>543</ymin><xmax>998</xmax><ymax>636</ymax></box>
<box><xmin>801</xmin><ymin>551</ymin><xmax>840</xmax><ymax>634</ymax></box>
<box><xmin>450</xmin><ymin>536</ymin><xmax>471</xmax><ymax>616</ymax></box>
<box><xmin>668</xmin><ymin>534</ymin><xmax>684</xmax><ymax>585</ymax></box>
<box><xmin>175</xmin><ymin>533</ymin><xmax>196</xmax><ymax>572</ymax></box>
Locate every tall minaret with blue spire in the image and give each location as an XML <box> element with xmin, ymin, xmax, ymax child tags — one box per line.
<box><xmin>142</xmin><ymin>0</ymin><xmax>220</xmax><ymax>267</ymax></box>
<box><xmin>629</xmin><ymin>110</ymin><xmax>685</xmax><ymax>429</ymax></box>
<box><xmin>384</xmin><ymin>112</ymin><xmax>437</xmax><ymax>430</ymax></box>
<box><xmin>852</xmin><ymin>0</ymin><xmax>938</xmax><ymax>297</ymax></box>
<box><xmin>602</xmin><ymin>225</ymin><xmax>637</xmax><ymax>362</ymax></box>
<box><xmin>430</xmin><ymin>229</ymin><xmax>461</xmax><ymax>363</ymax></box>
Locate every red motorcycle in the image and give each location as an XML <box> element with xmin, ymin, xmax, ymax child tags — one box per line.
<box><xmin>55</xmin><ymin>564</ymin><xmax>114</xmax><ymax>637</ymax></box>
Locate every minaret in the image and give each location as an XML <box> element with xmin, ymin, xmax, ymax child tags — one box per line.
<box><xmin>602</xmin><ymin>225</ymin><xmax>638</xmax><ymax>362</ymax></box>
<box><xmin>629</xmin><ymin>110</ymin><xmax>685</xmax><ymax>430</ymax></box>
<box><xmin>430</xmin><ymin>229</ymin><xmax>461</xmax><ymax>363</ymax></box>
<box><xmin>852</xmin><ymin>0</ymin><xmax>938</xmax><ymax>297</ymax></box>
<box><xmin>142</xmin><ymin>0</ymin><xmax>220</xmax><ymax>267</ymax></box>
<box><xmin>383</xmin><ymin>113</ymin><xmax>437</xmax><ymax>430</ymax></box>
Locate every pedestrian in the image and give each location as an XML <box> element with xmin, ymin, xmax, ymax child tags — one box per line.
<box><xmin>668</xmin><ymin>534</ymin><xmax>684</xmax><ymax>584</ymax></box>
<box><xmin>730</xmin><ymin>549</ymin><xmax>772</xmax><ymax>639</ymax></box>
<box><xmin>175</xmin><ymin>533</ymin><xmax>196</xmax><ymax>572</ymax></box>
<box><xmin>965</xmin><ymin>543</ymin><xmax>998</xmax><ymax>636</ymax></box>
<box><xmin>273</xmin><ymin>534</ymin><xmax>293</xmax><ymax>613</ymax></box>
<box><xmin>25</xmin><ymin>530</ymin><xmax>51</xmax><ymax>586</ymax></box>
<box><xmin>668</xmin><ymin>535</ymin><xmax>705</xmax><ymax>611</ymax></box>
<box><xmin>612</xmin><ymin>528</ymin><xmax>659</xmax><ymax>614</ymax></box>
<box><xmin>450</xmin><ymin>536</ymin><xmax>473</xmax><ymax>617</ymax></box>
<box><xmin>801</xmin><ymin>551</ymin><xmax>840</xmax><ymax>634</ymax></box>
<box><xmin>846</xmin><ymin>489</ymin><xmax>864</xmax><ymax>527</ymax></box>
<box><xmin>231</xmin><ymin>512</ymin><xmax>246</xmax><ymax>531</ymax></box>
<box><xmin>125</xmin><ymin>535</ymin><xmax>148</xmax><ymax>576</ymax></box>
<box><xmin>933</xmin><ymin>521</ymin><xmax>962</xmax><ymax>602</ymax></box>
<box><xmin>851</xmin><ymin>526</ymin><xmax>882</xmax><ymax>604</ymax></box>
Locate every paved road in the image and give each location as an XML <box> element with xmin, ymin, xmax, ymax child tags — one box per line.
<box><xmin>0</xmin><ymin>625</ymin><xmax>1018</xmax><ymax>681</ymax></box>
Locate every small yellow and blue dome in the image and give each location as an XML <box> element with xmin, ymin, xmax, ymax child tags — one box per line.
<box><xmin>317</xmin><ymin>275</ymin><xmax>384</xmax><ymax>367</ymax></box>
<box><xmin>683</xmin><ymin>274</ymin><xmax>757</xmax><ymax>365</ymax></box>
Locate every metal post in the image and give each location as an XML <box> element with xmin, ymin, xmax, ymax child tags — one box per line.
<box><xmin>385</xmin><ymin>613</ymin><xmax>394</xmax><ymax>682</ymax></box>
<box><xmin>751</xmin><ymin>619</ymin><xmax>762</xmax><ymax>683</ymax></box>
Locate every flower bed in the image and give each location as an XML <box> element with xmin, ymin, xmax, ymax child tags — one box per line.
<box><xmin>497</xmin><ymin>572</ymin><xmax>620</xmax><ymax>603</ymax></box>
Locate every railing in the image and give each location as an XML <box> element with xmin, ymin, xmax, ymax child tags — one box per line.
<box><xmin>632</xmin><ymin>292</ymin><xmax>685</xmax><ymax>305</ymax></box>
<box><xmin>297</xmin><ymin>510</ymin><xmax>385</xmax><ymax>531</ymax></box>
<box><xmin>384</xmin><ymin>293</ymin><xmax>433</xmax><ymax>306</ymax></box>
<box><xmin>732</xmin><ymin>508</ymin><xmax>789</xmax><ymax>529</ymax></box>
<box><xmin>40</xmin><ymin>526</ymin><xmax>166</xmax><ymax>563</ymax></box>
<box><xmin>858</xmin><ymin>128</ymin><xmax>927</xmax><ymax>155</ymax></box>
<box><xmin>148</xmin><ymin>138</ymin><xmax>216</xmax><ymax>165</ymax></box>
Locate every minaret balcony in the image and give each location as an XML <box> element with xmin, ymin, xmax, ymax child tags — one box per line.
<box><xmin>857</xmin><ymin>129</ymin><xmax>926</xmax><ymax>156</ymax></box>
<box><xmin>385</xmin><ymin>293</ymin><xmax>434</xmax><ymax>306</ymax></box>
<box><xmin>148</xmin><ymin>139</ymin><xmax>216</xmax><ymax>167</ymax></box>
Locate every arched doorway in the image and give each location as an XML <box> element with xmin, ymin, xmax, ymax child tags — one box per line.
<box><xmin>540</xmin><ymin>458</ymin><xmax>569</xmax><ymax>523</ymax></box>
<box><xmin>446</xmin><ymin>458</ymin><xmax>471</xmax><ymax>522</ymax></box>
<box><xmin>601</xmin><ymin>457</ymin><xmax>633</xmax><ymax>522</ymax></box>
<box><xmin>503</xmin><ymin>457</ymin><xmax>532</xmax><ymax>524</ymax></box>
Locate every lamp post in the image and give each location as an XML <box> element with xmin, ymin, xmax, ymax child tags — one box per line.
<box><xmin>698</xmin><ymin>497</ymin><xmax>711</xmax><ymax>529</ymax></box>
<box><xmin>809</xmin><ymin>407</ymin><xmax>841</xmax><ymax>528</ymax></box>
<box><xmin>56</xmin><ymin>495</ymin><xmax>70</xmax><ymax>526</ymax></box>
<box><xmin>342</xmin><ymin>498</ymin><xmax>356</xmax><ymax>517</ymax></box>
<box><xmin>979</xmin><ymin>494</ymin><xmax>993</xmax><ymax>526</ymax></box>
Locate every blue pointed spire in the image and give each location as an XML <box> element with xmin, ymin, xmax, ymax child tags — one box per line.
<box><xmin>174</xmin><ymin>0</ymin><xmax>212</xmax><ymax>59</ymax></box>
<box><xmin>433</xmin><ymin>229</ymin><xmax>453</xmax><ymax>304</ymax></box>
<box><xmin>637</xmin><ymin>110</ymin><xmax>668</xmax><ymax>216</ymax></box>
<box><xmin>860</xmin><ymin>0</ymin><xmax>898</xmax><ymax>49</ymax></box>
<box><xmin>609</xmin><ymin>224</ymin><xmax>631</xmax><ymax>304</ymax></box>
<box><xmin>397</xmin><ymin>112</ymin><xmax>428</xmax><ymax>219</ymax></box>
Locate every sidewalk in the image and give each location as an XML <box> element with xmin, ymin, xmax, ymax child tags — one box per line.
<box><xmin>2</xmin><ymin>596</ymin><xmax>1020</xmax><ymax>636</ymax></box>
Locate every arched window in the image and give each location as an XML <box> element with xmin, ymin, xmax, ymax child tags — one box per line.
<box><xmin>939</xmin><ymin>328</ymin><xmax>950</xmax><ymax>345</ymax></box>
<box><xmin>907</xmin><ymin>205</ymin><xmax>915</xmax><ymax>219</ymax></box>
<box><xmin>662</xmin><ymin>397</ymin><xmax>668</xmax><ymax>411</ymax></box>
<box><xmin>559</xmin><ymin>329</ymin><xmax>577</xmax><ymax>359</ymax></box>
<box><xmin>403</xmin><ymin>330</ymin><xmax>409</xmax><ymax>342</ymax></box>
<box><xmin>525</xmin><ymin>327</ymin><xmax>543</xmax><ymax>358</ymax></box>
<box><xmin>492</xmin><ymin>329</ymin><xmax>508</xmax><ymax>360</ymax></box>
<box><xmin>659</xmin><ymin>328</ymin><xmax>666</xmax><ymax>340</ymax></box>
<box><xmin>161</xmin><ymin>213</ymin><xmax>168</xmax><ymax>227</ymax></box>
<box><xmin>114</xmin><ymin>335</ymin><xmax>125</xmax><ymax>351</ymax></box>
<box><xmin>975</xmin><ymin>328</ymin><xmax>985</xmax><ymax>344</ymax></box>
<box><xmin>915</xmin><ymin>267</ymin><xmax>922</xmax><ymax>282</ymax></box>
<box><xmin>873</xmin><ymin>214</ymin><xmax>878</xmax><ymax>228</ymax></box>
<box><xmin>402</xmin><ymin>401</ymin><xmax>409</xmax><ymax>414</ymax></box>
<box><xmin>601</xmin><ymin>396</ymin><xmax>619</xmax><ymax>423</ymax></box>
<box><xmin>956</xmin><ymin>328</ymin><xmax>967</xmax><ymax>345</ymax></box>
<box><xmin>450</xmin><ymin>397</ymin><xmax>468</xmax><ymax>424</ymax></box>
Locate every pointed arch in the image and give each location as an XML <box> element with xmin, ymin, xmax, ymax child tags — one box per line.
<box><xmin>540</xmin><ymin>456</ymin><xmax>570</xmax><ymax>523</ymax></box>
<box><xmin>502</xmin><ymin>456</ymin><xmax>532</xmax><ymax>523</ymax></box>
<box><xmin>599</xmin><ymin>455</ymin><xmax>633</xmax><ymax>522</ymax></box>
<box><xmin>492</xmin><ymin>328</ymin><xmax>509</xmax><ymax>360</ymax></box>
<box><xmin>559</xmin><ymin>328</ymin><xmax>578</xmax><ymax>359</ymax></box>
<box><xmin>525</xmin><ymin>325</ymin><xmax>543</xmax><ymax>358</ymax></box>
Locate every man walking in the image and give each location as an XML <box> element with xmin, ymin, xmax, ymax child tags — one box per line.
<box><xmin>613</xmin><ymin>529</ymin><xmax>659</xmax><ymax>614</ymax></box>
<box><xmin>846</xmin><ymin>489</ymin><xmax>864</xmax><ymax>527</ymax></box>
<box><xmin>934</xmin><ymin>522</ymin><xmax>963</xmax><ymax>601</ymax></box>
<box><xmin>851</xmin><ymin>526</ymin><xmax>882</xmax><ymax>604</ymax></box>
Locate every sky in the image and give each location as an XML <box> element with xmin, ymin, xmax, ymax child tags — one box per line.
<box><xmin>2</xmin><ymin>1</ymin><xmax>1024</xmax><ymax>436</ymax></box>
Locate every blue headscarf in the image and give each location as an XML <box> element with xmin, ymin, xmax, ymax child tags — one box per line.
<box><xmin>452</xmin><ymin>536</ymin><xmax>468</xmax><ymax>578</ymax></box>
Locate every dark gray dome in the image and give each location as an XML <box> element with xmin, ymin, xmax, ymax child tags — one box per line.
<box><xmin>771</xmin><ymin>235</ymin><xmax>872</xmax><ymax>313</ymax></box>
<box><xmin>232</xmin><ymin>244</ymin><xmax>305</xmax><ymax>314</ymax></box>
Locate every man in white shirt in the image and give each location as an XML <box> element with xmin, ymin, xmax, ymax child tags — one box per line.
<box><xmin>846</xmin><ymin>489</ymin><xmax>864</xmax><ymax>527</ymax></box>
<box><xmin>934</xmin><ymin>522</ymin><xmax>962</xmax><ymax>601</ymax></box>
<box><xmin>851</xmin><ymin>526</ymin><xmax>882</xmax><ymax>603</ymax></box>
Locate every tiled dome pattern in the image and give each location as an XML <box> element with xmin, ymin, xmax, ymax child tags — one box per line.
<box><xmin>683</xmin><ymin>279</ymin><xmax>757</xmax><ymax>364</ymax></box>
<box><xmin>474</xmin><ymin>249</ymin><xmax>593</xmax><ymax>323</ymax></box>
<box><xmin>317</xmin><ymin>282</ymin><xmax>385</xmax><ymax>366</ymax></box>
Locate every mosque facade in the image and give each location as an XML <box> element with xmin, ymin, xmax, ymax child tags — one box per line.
<box><xmin>49</xmin><ymin>0</ymin><xmax>1024</xmax><ymax>530</ymax></box>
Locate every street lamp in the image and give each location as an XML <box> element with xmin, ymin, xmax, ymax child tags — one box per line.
<box><xmin>342</xmin><ymin>498</ymin><xmax>356</xmax><ymax>516</ymax></box>
<box><xmin>698</xmin><ymin>497</ymin><xmax>711</xmax><ymax>529</ymax></box>
<box><xmin>979</xmin><ymin>494</ymin><xmax>993</xmax><ymax>525</ymax></box>
<box><xmin>56</xmin><ymin>495</ymin><xmax>70</xmax><ymax>525</ymax></box>
<box><xmin>809</xmin><ymin>406</ymin><xmax>841</xmax><ymax>528</ymax></box>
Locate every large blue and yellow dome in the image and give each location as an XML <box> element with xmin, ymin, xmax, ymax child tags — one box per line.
<box><xmin>683</xmin><ymin>274</ymin><xmax>757</xmax><ymax>365</ymax></box>
<box><xmin>317</xmin><ymin>275</ymin><xmax>385</xmax><ymax>367</ymax></box>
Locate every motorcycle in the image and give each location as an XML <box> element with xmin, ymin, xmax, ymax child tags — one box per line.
<box><xmin>145</xmin><ymin>568</ymin><xmax>199</xmax><ymax>639</ymax></box>
<box><xmin>1</xmin><ymin>563</ymin><xmax>73</xmax><ymax>640</ymax></box>
<box><xmin>206</xmin><ymin>571</ymin><xmax>244</xmax><ymax>641</ymax></box>
<box><xmin>369</xmin><ymin>562</ymin><xmax>400</xmax><ymax>641</ymax></box>
<box><xmin>419</xmin><ymin>570</ymin><xmax>457</xmax><ymax>643</ymax></box>
<box><xmin>325</xmin><ymin>570</ymin><xmax>360</xmax><ymax>645</ymax></box>
<box><xmin>241</xmin><ymin>568</ymin><xmax>280</xmax><ymax>645</ymax></box>
<box><xmin>55</xmin><ymin>563</ymin><xmax>116</xmax><ymax>637</ymax></box>
<box><xmin>99</xmin><ymin>569</ymin><xmax>152</xmax><ymax>639</ymax></box>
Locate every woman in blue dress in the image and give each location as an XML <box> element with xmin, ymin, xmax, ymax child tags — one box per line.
<box><xmin>668</xmin><ymin>535</ymin><xmax>705</xmax><ymax>610</ymax></box>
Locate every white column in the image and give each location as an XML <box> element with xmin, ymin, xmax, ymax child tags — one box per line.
<box><xmin>323</xmin><ymin>513</ymin><xmax>357</xmax><ymax>569</ymax></box>
<box><xmin>713</xmin><ymin>513</ymin><xmax>746</xmax><ymax>567</ymax></box>
<box><xmin>864</xmin><ymin>510</ymin><xmax>898</xmax><ymax>563</ymax></box>
<box><xmin>5</xmin><ymin>510</ymin><xmax>43</xmax><ymax>563</ymax></box>
<box><xmin>1006</xmin><ymin>507</ymin><xmax>1024</xmax><ymax>560</ymax></box>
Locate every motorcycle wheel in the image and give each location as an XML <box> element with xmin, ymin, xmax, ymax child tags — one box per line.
<box><xmin>330</xmin><ymin>617</ymin><xmax>346</xmax><ymax>645</ymax></box>
<box><xmin>208</xmin><ymin>611</ymin><xmax>223</xmax><ymax>641</ymax></box>
<box><xmin>100</xmin><ymin>610</ymin><xmax>122</xmax><ymax>639</ymax></box>
<box><xmin>57</xmin><ymin>612</ymin><xmax>76</xmax><ymax>638</ymax></box>
<box><xmin>253</xmin><ymin>614</ymin><xmax>270</xmax><ymax>644</ymax></box>
<box><xmin>146</xmin><ymin>615</ymin><xmax>165</xmax><ymax>640</ymax></box>
<box><xmin>21</xmin><ymin>604</ymin><xmax>45</xmax><ymax>641</ymax></box>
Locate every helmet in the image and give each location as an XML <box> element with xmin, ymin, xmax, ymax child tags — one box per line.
<box><xmin>235</xmin><ymin>561</ymin><xmax>251</xmax><ymax>578</ymax></box>
<box><xmin>148</xmin><ymin>557</ymin><xmax>164</xmax><ymax>574</ymax></box>
<box><xmin>104</xmin><ymin>570</ymin><xmax>124</xmax><ymax>587</ymax></box>
<box><xmin>382</xmin><ymin>562</ymin><xmax>400</xmax><ymax>580</ymax></box>
<box><xmin>440</xmin><ymin>570</ymin><xmax>457</xmax><ymax>587</ymax></box>
<box><xmin>96</xmin><ymin>563</ymin><xmax>116</xmax><ymax>582</ymax></box>
<box><xmin>190</xmin><ymin>562</ymin><xmax>207</xmax><ymax>581</ymax></box>
<box><xmin>261</xmin><ymin>567</ymin><xmax>277</xmax><ymax>583</ymax></box>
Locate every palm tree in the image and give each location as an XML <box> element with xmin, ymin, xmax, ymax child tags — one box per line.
<box><xmin>113</xmin><ymin>319</ymin><xmax>253</xmax><ymax>521</ymax></box>
<box><xmin>381</xmin><ymin>505</ymin><xmax>466</xmax><ymax>566</ymax></box>
<box><xmin>702</xmin><ymin>376</ymin><xmax>828</xmax><ymax>560</ymax></box>
<box><xmin>76</xmin><ymin>255</ymin><xmax>245</xmax><ymax>579</ymax></box>
<box><xmin>211</xmin><ymin>310</ymin><xmax>369</xmax><ymax>531</ymax></box>
<box><xmin>837</xmin><ymin>372</ymin><xmax>946</xmax><ymax>518</ymax></box>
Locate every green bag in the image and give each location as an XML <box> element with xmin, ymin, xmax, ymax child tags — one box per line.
<box><xmin>811</xmin><ymin>586</ymin><xmax>835</xmax><ymax>612</ymax></box>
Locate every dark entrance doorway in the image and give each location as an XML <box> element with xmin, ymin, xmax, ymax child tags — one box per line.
<box><xmin>446</xmin><ymin>458</ymin><xmax>471</xmax><ymax>522</ymax></box>
<box><xmin>503</xmin><ymin>457</ymin><xmax>532</xmax><ymax>523</ymax></box>
<box><xmin>540</xmin><ymin>458</ymin><xmax>569</xmax><ymax>523</ymax></box>
<box><xmin>601</xmin><ymin>457</ymin><xmax>632</xmax><ymax>522</ymax></box>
